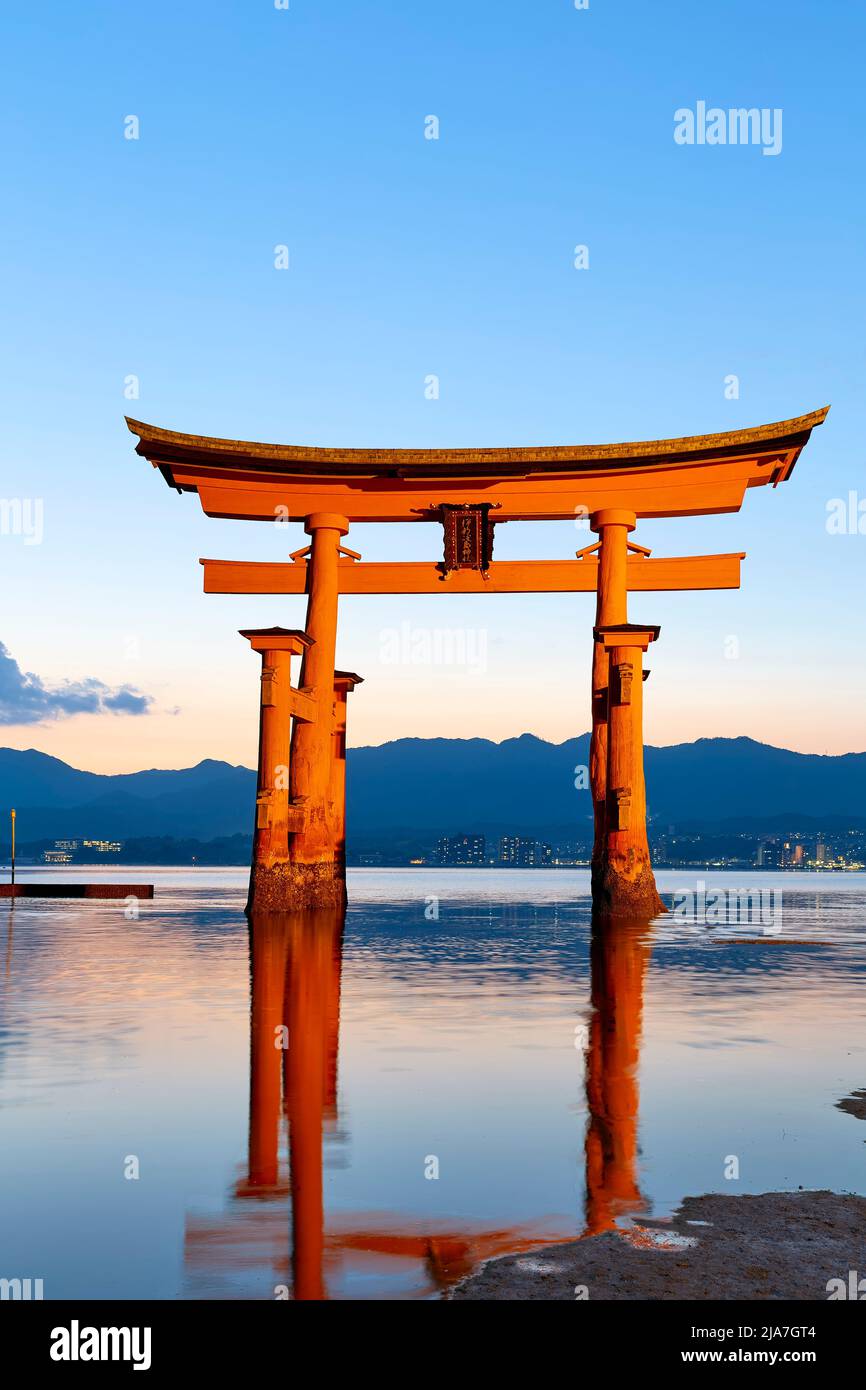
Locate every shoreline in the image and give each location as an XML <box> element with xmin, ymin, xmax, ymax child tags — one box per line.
<box><xmin>450</xmin><ymin>1191</ymin><xmax>866</xmax><ymax>1301</ymax></box>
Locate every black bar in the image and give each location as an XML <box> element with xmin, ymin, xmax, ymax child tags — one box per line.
<box><xmin>3</xmin><ymin>1298</ymin><xmax>860</xmax><ymax>1375</ymax></box>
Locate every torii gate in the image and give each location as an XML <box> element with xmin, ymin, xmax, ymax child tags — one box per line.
<box><xmin>128</xmin><ymin>406</ymin><xmax>827</xmax><ymax>916</ymax></box>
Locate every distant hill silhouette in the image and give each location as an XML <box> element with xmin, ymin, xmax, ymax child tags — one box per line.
<box><xmin>0</xmin><ymin>735</ymin><xmax>864</xmax><ymax>844</ymax></box>
<box><xmin>347</xmin><ymin>734</ymin><xmax>866</xmax><ymax>839</ymax></box>
<box><xmin>0</xmin><ymin>750</ymin><xmax>256</xmax><ymax>841</ymax></box>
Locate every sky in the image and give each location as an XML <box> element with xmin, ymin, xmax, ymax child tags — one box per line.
<box><xmin>0</xmin><ymin>0</ymin><xmax>864</xmax><ymax>773</ymax></box>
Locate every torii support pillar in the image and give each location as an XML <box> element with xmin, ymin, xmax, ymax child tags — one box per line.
<box><xmin>288</xmin><ymin>513</ymin><xmax>352</xmax><ymax>908</ymax></box>
<box><xmin>593</xmin><ymin>623</ymin><xmax>664</xmax><ymax>918</ymax></box>
<box><xmin>241</xmin><ymin>628</ymin><xmax>316</xmax><ymax>914</ymax></box>
<box><xmin>330</xmin><ymin>671</ymin><xmax>363</xmax><ymax>878</ymax></box>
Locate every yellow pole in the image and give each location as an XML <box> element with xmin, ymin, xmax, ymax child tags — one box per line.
<box><xmin>10</xmin><ymin>809</ymin><xmax>15</xmax><ymax>885</ymax></box>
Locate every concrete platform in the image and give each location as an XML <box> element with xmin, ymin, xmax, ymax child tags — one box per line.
<box><xmin>0</xmin><ymin>883</ymin><xmax>154</xmax><ymax>899</ymax></box>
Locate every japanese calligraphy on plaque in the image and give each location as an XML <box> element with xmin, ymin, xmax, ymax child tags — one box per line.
<box><xmin>438</xmin><ymin>504</ymin><xmax>498</xmax><ymax>574</ymax></box>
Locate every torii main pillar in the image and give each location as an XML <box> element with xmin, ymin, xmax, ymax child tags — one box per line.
<box><xmin>589</xmin><ymin>509</ymin><xmax>633</xmax><ymax>884</ymax></box>
<box><xmin>288</xmin><ymin>513</ymin><xmax>353</xmax><ymax>909</ymax></box>
<box><xmin>589</xmin><ymin>509</ymin><xmax>664</xmax><ymax>917</ymax></box>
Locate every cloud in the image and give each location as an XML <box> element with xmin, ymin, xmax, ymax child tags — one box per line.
<box><xmin>0</xmin><ymin>641</ymin><xmax>155</xmax><ymax>725</ymax></box>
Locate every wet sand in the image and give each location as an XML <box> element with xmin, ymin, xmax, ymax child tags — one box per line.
<box><xmin>450</xmin><ymin>1192</ymin><xmax>866</xmax><ymax>1300</ymax></box>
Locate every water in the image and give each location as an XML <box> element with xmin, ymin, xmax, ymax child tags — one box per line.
<box><xmin>1</xmin><ymin>867</ymin><xmax>865</xmax><ymax>1299</ymax></box>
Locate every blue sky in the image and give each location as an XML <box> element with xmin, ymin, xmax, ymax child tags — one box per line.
<box><xmin>0</xmin><ymin>0</ymin><xmax>864</xmax><ymax>771</ymax></box>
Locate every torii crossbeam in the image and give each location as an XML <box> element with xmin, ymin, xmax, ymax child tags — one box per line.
<box><xmin>128</xmin><ymin>406</ymin><xmax>828</xmax><ymax>915</ymax></box>
<box><xmin>200</xmin><ymin>552</ymin><xmax>744</xmax><ymax>595</ymax></box>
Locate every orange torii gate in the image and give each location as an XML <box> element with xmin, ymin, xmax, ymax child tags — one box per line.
<box><xmin>128</xmin><ymin>406</ymin><xmax>827</xmax><ymax>915</ymax></box>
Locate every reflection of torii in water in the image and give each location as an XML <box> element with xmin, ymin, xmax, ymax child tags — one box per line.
<box><xmin>583</xmin><ymin>914</ymin><xmax>653</xmax><ymax>1236</ymax></box>
<box><xmin>243</xmin><ymin>909</ymin><xmax>341</xmax><ymax>1300</ymax></box>
<box><xmin>184</xmin><ymin>909</ymin><xmax>655</xmax><ymax>1298</ymax></box>
<box><xmin>248</xmin><ymin>911</ymin><xmax>542</xmax><ymax>1296</ymax></box>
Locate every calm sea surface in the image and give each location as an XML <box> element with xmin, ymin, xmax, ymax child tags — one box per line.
<box><xmin>1</xmin><ymin>867</ymin><xmax>865</xmax><ymax>1299</ymax></box>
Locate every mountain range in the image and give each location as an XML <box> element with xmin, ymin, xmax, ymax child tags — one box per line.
<box><xmin>0</xmin><ymin>735</ymin><xmax>864</xmax><ymax>846</ymax></box>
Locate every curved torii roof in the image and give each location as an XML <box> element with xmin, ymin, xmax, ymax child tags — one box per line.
<box><xmin>127</xmin><ymin>407</ymin><xmax>828</xmax><ymax>522</ymax></box>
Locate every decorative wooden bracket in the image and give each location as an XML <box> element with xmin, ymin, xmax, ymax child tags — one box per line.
<box><xmin>575</xmin><ymin>540</ymin><xmax>601</xmax><ymax>560</ymax></box>
<box><xmin>256</xmin><ymin>790</ymin><xmax>273</xmax><ymax>828</ymax></box>
<box><xmin>288</xmin><ymin>686</ymin><xmax>318</xmax><ymax>723</ymax></box>
<box><xmin>260</xmin><ymin>665</ymin><xmax>277</xmax><ymax>706</ymax></box>
<box><xmin>289</xmin><ymin>542</ymin><xmax>361</xmax><ymax>563</ymax></box>
<box><xmin>610</xmin><ymin>787</ymin><xmax>632</xmax><ymax>830</ymax></box>
<box><xmin>577</xmin><ymin>538</ymin><xmax>652</xmax><ymax>560</ymax></box>
<box><xmin>613</xmin><ymin>660</ymin><xmax>634</xmax><ymax>705</ymax></box>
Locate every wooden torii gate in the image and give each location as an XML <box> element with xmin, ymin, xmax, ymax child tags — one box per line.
<box><xmin>128</xmin><ymin>406</ymin><xmax>827</xmax><ymax>915</ymax></box>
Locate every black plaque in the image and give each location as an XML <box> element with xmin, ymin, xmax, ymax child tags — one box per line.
<box><xmin>439</xmin><ymin>504</ymin><xmax>497</xmax><ymax>573</ymax></box>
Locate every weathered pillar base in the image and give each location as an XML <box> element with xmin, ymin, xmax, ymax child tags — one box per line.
<box><xmin>593</xmin><ymin>857</ymin><xmax>665</xmax><ymax>918</ymax></box>
<box><xmin>246</xmin><ymin>862</ymin><xmax>347</xmax><ymax>915</ymax></box>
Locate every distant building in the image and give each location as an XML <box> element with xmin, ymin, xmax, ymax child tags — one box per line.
<box><xmin>528</xmin><ymin>841</ymin><xmax>553</xmax><ymax>867</ymax></box>
<box><xmin>497</xmin><ymin>836</ymin><xmax>552</xmax><ymax>867</ymax></box>
<box><xmin>498</xmin><ymin>836</ymin><xmax>520</xmax><ymax>866</ymax></box>
<box><xmin>437</xmin><ymin>834</ymin><xmax>486</xmax><ymax>866</ymax></box>
<box><xmin>757</xmin><ymin>839</ymin><xmax>807</xmax><ymax>868</ymax></box>
<box><xmin>757</xmin><ymin>839</ymin><xmax>780</xmax><ymax>868</ymax></box>
<box><xmin>777</xmin><ymin>840</ymin><xmax>805</xmax><ymax>868</ymax></box>
<box><xmin>43</xmin><ymin>838</ymin><xmax>121</xmax><ymax>863</ymax></box>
